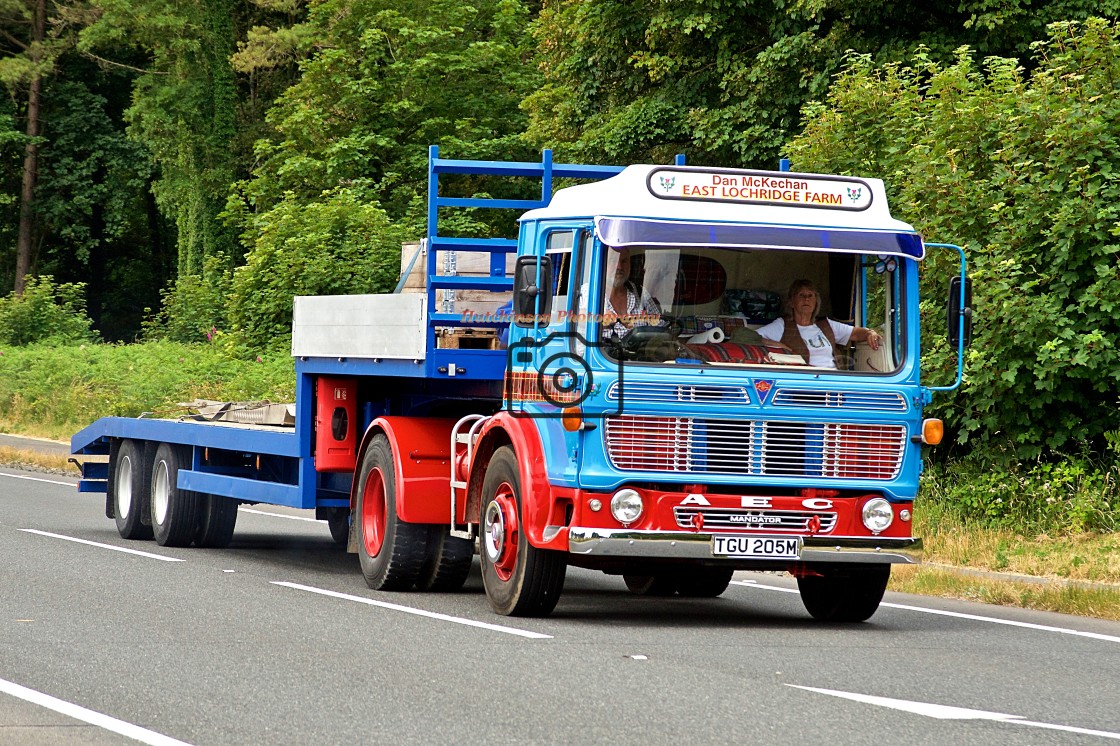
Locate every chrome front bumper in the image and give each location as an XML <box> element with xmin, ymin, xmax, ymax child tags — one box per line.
<box><xmin>567</xmin><ymin>528</ymin><xmax>921</xmax><ymax>564</ymax></box>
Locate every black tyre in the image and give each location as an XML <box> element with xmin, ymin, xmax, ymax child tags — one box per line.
<box><xmin>416</xmin><ymin>527</ymin><xmax>474</xmax><ymax>592</ymax></box>
<box><xmin>150</xmin><ymin>443</ymin><xmax>201</xmax><ymax>548</ymax></box>
<box><xmin>479</xmin><ymin>447</ymin><xmax>566</xmax><ymax>617</ymax></box>
<box><xmin>109</xmin><ymin>439</ymin><xmax>153</xmax><ymax>540</ymax></box>
<box><xmin>675</xmin><ymin>567</ymin><xmax>734</xmax><ymax>598</ymax></box>
<box><xmin>326</xmin><ymin>507</ymin><xmax>351</xmax><ymax>547</ymax></box>
<box><xmin>355</xmin><ymin>435</ymin><xmax>430</xmax><ymax>591</ymax></box>
<box><xmin>195</xmin><ymin>494</ymin><xmax>238</xmax><ymax>548</ymax></box>
<box><xmin>797</xmin><ymin>564</ymin><xmax>891</xmax><ymax>623</ymax></box>
<box><xmin>623</xmin><ymin>574</ymin><xmax>678</xmax><ymax>596</ymax></box>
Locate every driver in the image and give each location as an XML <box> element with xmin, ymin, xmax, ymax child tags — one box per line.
<box><xmin>602</xmin><ymin>247</ymin><xmax>663</xmax><ymax>340</ymax></box>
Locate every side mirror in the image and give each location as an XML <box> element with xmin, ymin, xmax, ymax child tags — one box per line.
<box><xmin>947</xmin><ymin>276</ymin><xmax>972</xmax><ymax>348</ymax></box>
<box><xmin>513</xmin><ymin>255</ymin><xmax>553</xmax><ymax>326</ymax></box>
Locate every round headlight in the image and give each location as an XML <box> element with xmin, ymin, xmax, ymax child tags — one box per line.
<box><xmin>610</xmin><ymin>489</ymin><xmax>643</xmax><ymax>525</ymax></box>
<box><xmin>861</xmin><ymin>498</ymin><xmax>894</xmax><ymax>534</ymax></box>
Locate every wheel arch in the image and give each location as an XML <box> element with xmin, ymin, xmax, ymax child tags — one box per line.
<box><xmin>349</xmin><ymin>416</ymin><xmax>457</xmax><ymax>524</ymax></box>
<box><xmin>467</xmin><ymin>413</ymin><xmax>566</xmax><ymax>551</ymax></box>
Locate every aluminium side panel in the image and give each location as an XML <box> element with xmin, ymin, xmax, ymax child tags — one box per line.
<box><xmin>292</xmin><ymin>294</ymin><xmax>427</xmax><ymax>360</ymax></box>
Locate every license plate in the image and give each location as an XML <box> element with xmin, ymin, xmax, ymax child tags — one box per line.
<box><xmin>712</xmin><ymin>535</ymin><xmax>801</xmax><ymax>559</ymax></box>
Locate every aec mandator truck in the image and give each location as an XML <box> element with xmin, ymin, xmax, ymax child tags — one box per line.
<box><xmin>72</xmin><ymin>146</ymin><xmax>972</xmax><ymax>621</ymax></box>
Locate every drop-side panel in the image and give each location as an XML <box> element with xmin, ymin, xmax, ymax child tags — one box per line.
<box><xmin>292</xmin><ymin>294</ymin><xmax>427</xmax><ymax>360</ymax></box>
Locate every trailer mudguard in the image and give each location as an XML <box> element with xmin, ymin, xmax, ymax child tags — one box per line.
<box><xmin>352</xmin><ymin>416</ymin><xmax>456</xmax><ymax>524</ymax></box>
<box><xmin>469</xmin><ymin>412</ymin><xmax>569</xmax><ymax>552</ymax></box>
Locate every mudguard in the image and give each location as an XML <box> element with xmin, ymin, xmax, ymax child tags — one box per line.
<box><xmin>351</xmin><ymin>417</ymin><xmax>456</xmax><ymax>524</ymax></box>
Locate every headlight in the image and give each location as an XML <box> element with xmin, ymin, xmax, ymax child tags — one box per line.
<box><xmin>861</xmin><ymin>498</ymin><xmax>894</xmax><ymax>534</ymax></box>
<box><xmin>610</xmin><ymin>489</ymin><xmax>643</xmax><ymax>525</ymax></box>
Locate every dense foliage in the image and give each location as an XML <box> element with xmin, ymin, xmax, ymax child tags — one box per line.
<box><xmin>0</xmin><ymin>2</ymin><xmax>1118</xmax><ymax>474</ymax></box>
<box><xmin>787</xmin><ymin>19</ymin><xmax>1120</xmax><ymax>459</ymax></box>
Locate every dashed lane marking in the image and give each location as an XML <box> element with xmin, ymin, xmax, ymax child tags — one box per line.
<box><xmin>731</xmin><ymin>580</ymin><xmax>1120</xmax><ymax>644</ymax></box>
<box><xmin>0</xmin><ymin>471</ymin><xmax>74</xmax><ymax>487</ymax></box>
<box><xmin>17</xmin><ymin>529</ymin><xmax>184</xmax><ymax>562</ymax></box>
<box><xmin>273</xmin><ymin>581</ymin><xmax>552</xmax><ymax>639</ymax></box>
<box><xmin>788</xmin><ymin>684</ymin><xmax>1120</xmax><ymax>740</ymax></box>
<box><xmin>0</xmin><ymin>676</ymin><xmax>192</xmax><ymax>746</ymax></box>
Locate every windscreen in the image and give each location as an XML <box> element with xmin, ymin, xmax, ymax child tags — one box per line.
<box><xmin>598</xmin><ymin>245</ymin><xmax>903</xmax><ymax>373</ymax></box>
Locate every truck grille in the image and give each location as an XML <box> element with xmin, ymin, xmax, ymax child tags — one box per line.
<box><xmin>604</xmin><ymin>415</ymin><xmax>905</xmax><ymax>480</ymax></box>
<box><xmin>771</xmin><ymin>388</ymin><xmax>908</xmax><ymax>412</ymax></box>
<box><xmin>673</xmin><ymin>507</ymin><xmax>838</xmax><ymax>533</ymax></box>
<box><xmin>606</xmin><ymin>381</ymin><xmax>750</xmax><ymax>404</ymax></box>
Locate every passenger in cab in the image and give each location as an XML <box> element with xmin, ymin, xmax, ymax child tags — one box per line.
<box><xmin>756</xmin><ymin>279</ymin><xmax>882</xmax><ymax>368</ymax></box>
<box><xmin>603</xmin><ymin>247</ymin><xmax>663</xmax><ymax>340</ymax></box>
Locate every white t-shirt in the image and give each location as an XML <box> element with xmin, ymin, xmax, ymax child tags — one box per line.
<box><xmin>755</xmin><ymin>318</ymin><xmax>854</xmax><ymax>367</ymax></box>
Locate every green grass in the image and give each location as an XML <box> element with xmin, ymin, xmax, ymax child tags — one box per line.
<box><xmin>0</xmin><ymin>341</ymin><xmax>294</xmax><ymax>440</ymax></box>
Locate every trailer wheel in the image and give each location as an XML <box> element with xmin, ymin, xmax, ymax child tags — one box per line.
<box><xmin>479</xmin><ymin>446</ymin><xmax>566</xmax><ymax>616</ymax></box>
<box><xmin>416</xmin><ymin>528</ymin><xmax>474</xmax><ymax>592</ymax></box>
<box><xmin>797</xmin><ymin>564</ymin><xmax>891</xmax><ymax>623</ymax></box>
<box><xmin>195</xmin><ymin>494</ymin><xmax>238</xmax><ymax>548</ymax></box>
<box><xmin>150</xmin><ymin>443</ymin><xmax>201</xmax><ymax>548</ymax></box>
<box><xmin>109</xmin><ymin>439</ymin><xmax>153</xmax><ymax>540</ymax></box>
<box><xmin>356</xmin><ymin>434</ymin><xmax>429</xmax><ymax>591</ymax></box>
<box><xmin>623</xmin><ymin>574</ymin><xmax>678</xmax><ymax>596</ymax></box>
<box><xmin>675</xmin><ymin>567</ymin><xmax>734</xmax><ymax>598</ymax></box>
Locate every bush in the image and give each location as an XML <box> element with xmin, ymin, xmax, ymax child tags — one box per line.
<box><xmin>228</xmin><ymin>188</ymin><xmax>405</xmax><ymax>350</ymax></box>
<box><xmin>787</xmin><ymin>19</ymin><xmax>1120</xmax><ymax>460</ymax></box>
<box><xmin>920</xmin><ymin>451</ymin><xmax>1120</xmax><ymax>535</ymax></box>
<box><xmin>0</xmin><ymin>275</ymin><xmax>97</xmax><ymax>345</ymax></box>
<box><xmin>143</xmin><ymin>254</ymin><xmax>233</xmax><ymax>344</ymax></box>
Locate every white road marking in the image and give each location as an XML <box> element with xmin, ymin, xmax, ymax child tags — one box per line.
<box><xmin>732</xmin><ymin>580</ymin><xmax>1120</xmax><ymax>644</ymax></box>
<box><xmin>788</xmin><ymin>685</ymin><xmax>1120</xmax><ymax>740</ymax></box>
<box><xmin>0</xmin><ymin>471</ymin><xmax>74</xmax><ymax>487</ymax></box>
<box><xmin>239</xmin><ymin>507</ymin><xmax>319</xmax><ymax>523</ymax></box>
<box><xmin>273</xmin><ymin>581</ymin><xmax>552</xmax><ymax>639</ymax></box>
<box><xmin>0</xmin><ymin>676</ymin><xmax>192</xmax><ymax>746</ymax></box>
<box><xmin>17</xmin><ymin>529</ymin><xmax>184</xmax><ymax>562</ymax></box>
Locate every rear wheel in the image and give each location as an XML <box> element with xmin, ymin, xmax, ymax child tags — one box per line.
<box><xmin>797</xmin><ymin>564</ymin><xmax>891</xmax><ymax>623</ymax></box>
<box><xmin>416</xmin><ymin>527</ymin><xmax>474</xmax><ymax>592</ymax></box>
<box><xmin>150</xmin><ymin>443</ymin><xmax>201</xmax><ymax>548</ymax></box>
<box><xmin>110</xmin><ymin>439</ymin><xmax>153</xmax><ymax>540</ymax></box>
<box><xmin>195</xmin><ymin>494</ymin><xmax>238</xmax><ymax>548</ymax></box>
<box><xmin>479</xmin><ymin>447</ymin><xmax>566</xmax><ymax>617</ymax></box>
<box><xmin>623</xmin><ymin>574</ymin><xmax>678</xmax><ymax>596</ymax></box>
<box><xmin>675</xmin><ymin>567</ymin><xmax>734</xmax><ymax>598</ymax></box>
<box><xmin>326</xmin><ymin>507</ymin><xmax>350</xmax><ymax>547</ymax></box>
<box><xmin>355</xmin><ymin>435</ymin><xmax>429</xmax><ymax>591</ymax></box>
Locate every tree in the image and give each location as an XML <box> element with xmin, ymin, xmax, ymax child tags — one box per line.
<box><xmin>525</xmin><ymin>0</ymin><xmax>1120</xmax><ymax>168</ymax></box>
<box><xmin>787</xmin><ymin>19</ymin><xmax>1120</xmax><ymax>459</ymax></box>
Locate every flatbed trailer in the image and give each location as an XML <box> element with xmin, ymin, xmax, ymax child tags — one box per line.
<box><xmin>73</xmin><ymin>146</ymin><xmax>972</xmax><ymax>621</ymax></box>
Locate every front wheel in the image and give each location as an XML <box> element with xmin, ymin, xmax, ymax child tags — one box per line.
<box><xmin>797</xmin><ymin>564</ymin><xmax>891</xmax><ymax>623</ymax></box>
<box><xmin>355</xmin><ymin>435</ymin><xmax>429</xmax><ymax>591</ymax></box>
<box><xmin>479</xmin><ymin>447</ymin><xmax>566</xmax><ymax>617</ymax></box>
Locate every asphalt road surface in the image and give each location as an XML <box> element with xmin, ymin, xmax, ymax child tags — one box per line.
<box><xmin>2</xmin><ymin>466</ymin><xmax>1119</xmax><ymax>745</ymax></box>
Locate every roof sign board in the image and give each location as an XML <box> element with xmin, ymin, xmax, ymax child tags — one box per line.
<box><xmin>595</xmin><ymin>217</ymin><xmax>926</xmax><ymax>260</ymax></box>
<box><xmin>647</xmin><ymin>168</ymin><xmax>873</xmax><ymax>211</ymax></box>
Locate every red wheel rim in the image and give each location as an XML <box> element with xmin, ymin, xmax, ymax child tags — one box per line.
<box><xmin>483</xmin><ymin>482</ymin><xmax>519</xmax><ymax>582</ymax></box>
<box><xmin>361</xmin><ymin>466</ymin><xmax>387</xmax><ymax>557</ymax></box>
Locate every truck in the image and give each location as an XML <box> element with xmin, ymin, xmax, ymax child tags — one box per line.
<box><xmin>71</xmin><ymin>146</ymin><xmax>972</xmax><ymax>621</ymax></box>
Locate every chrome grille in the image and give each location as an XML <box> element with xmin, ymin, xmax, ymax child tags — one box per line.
<box><xmin>604</xmin><ymin>415</ymin><xmax>905</xmax><ymax>480</ymax></box>
<box><xmin>771</xmin><ymin>388</ymin><xmax>908</xmax><ymax>412</ymax></box>
<box><xmin>605</xmin><ymin>381</ymin><xmax>750</xmax><ymax>405</ymax></box>
<box><xmin>674</xmin><ymin>507</ymin><xmax>838</xmax><ymax>533</ymax></box>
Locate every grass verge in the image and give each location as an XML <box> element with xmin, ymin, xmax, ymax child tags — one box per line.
<box><xmin>889</xmin><ymin>565</ymin><xmax>1120</xmax><ymax>622</ymax></box>
<box><xmin>0</xmin><ymin>447</ymin><xmax>81</xmax><ymax>474</ymax></box>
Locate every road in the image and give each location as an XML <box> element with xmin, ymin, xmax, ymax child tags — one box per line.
<box><xmin>2</xmin><ymin>466</ymin><xmax>1119</xmax><ymax>745</ymax></box>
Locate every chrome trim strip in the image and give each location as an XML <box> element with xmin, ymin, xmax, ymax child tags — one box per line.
<box><xmin>567</xmin><ymin>527</ymin><xmax>921</xmax><ymax>564</ymax></box>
